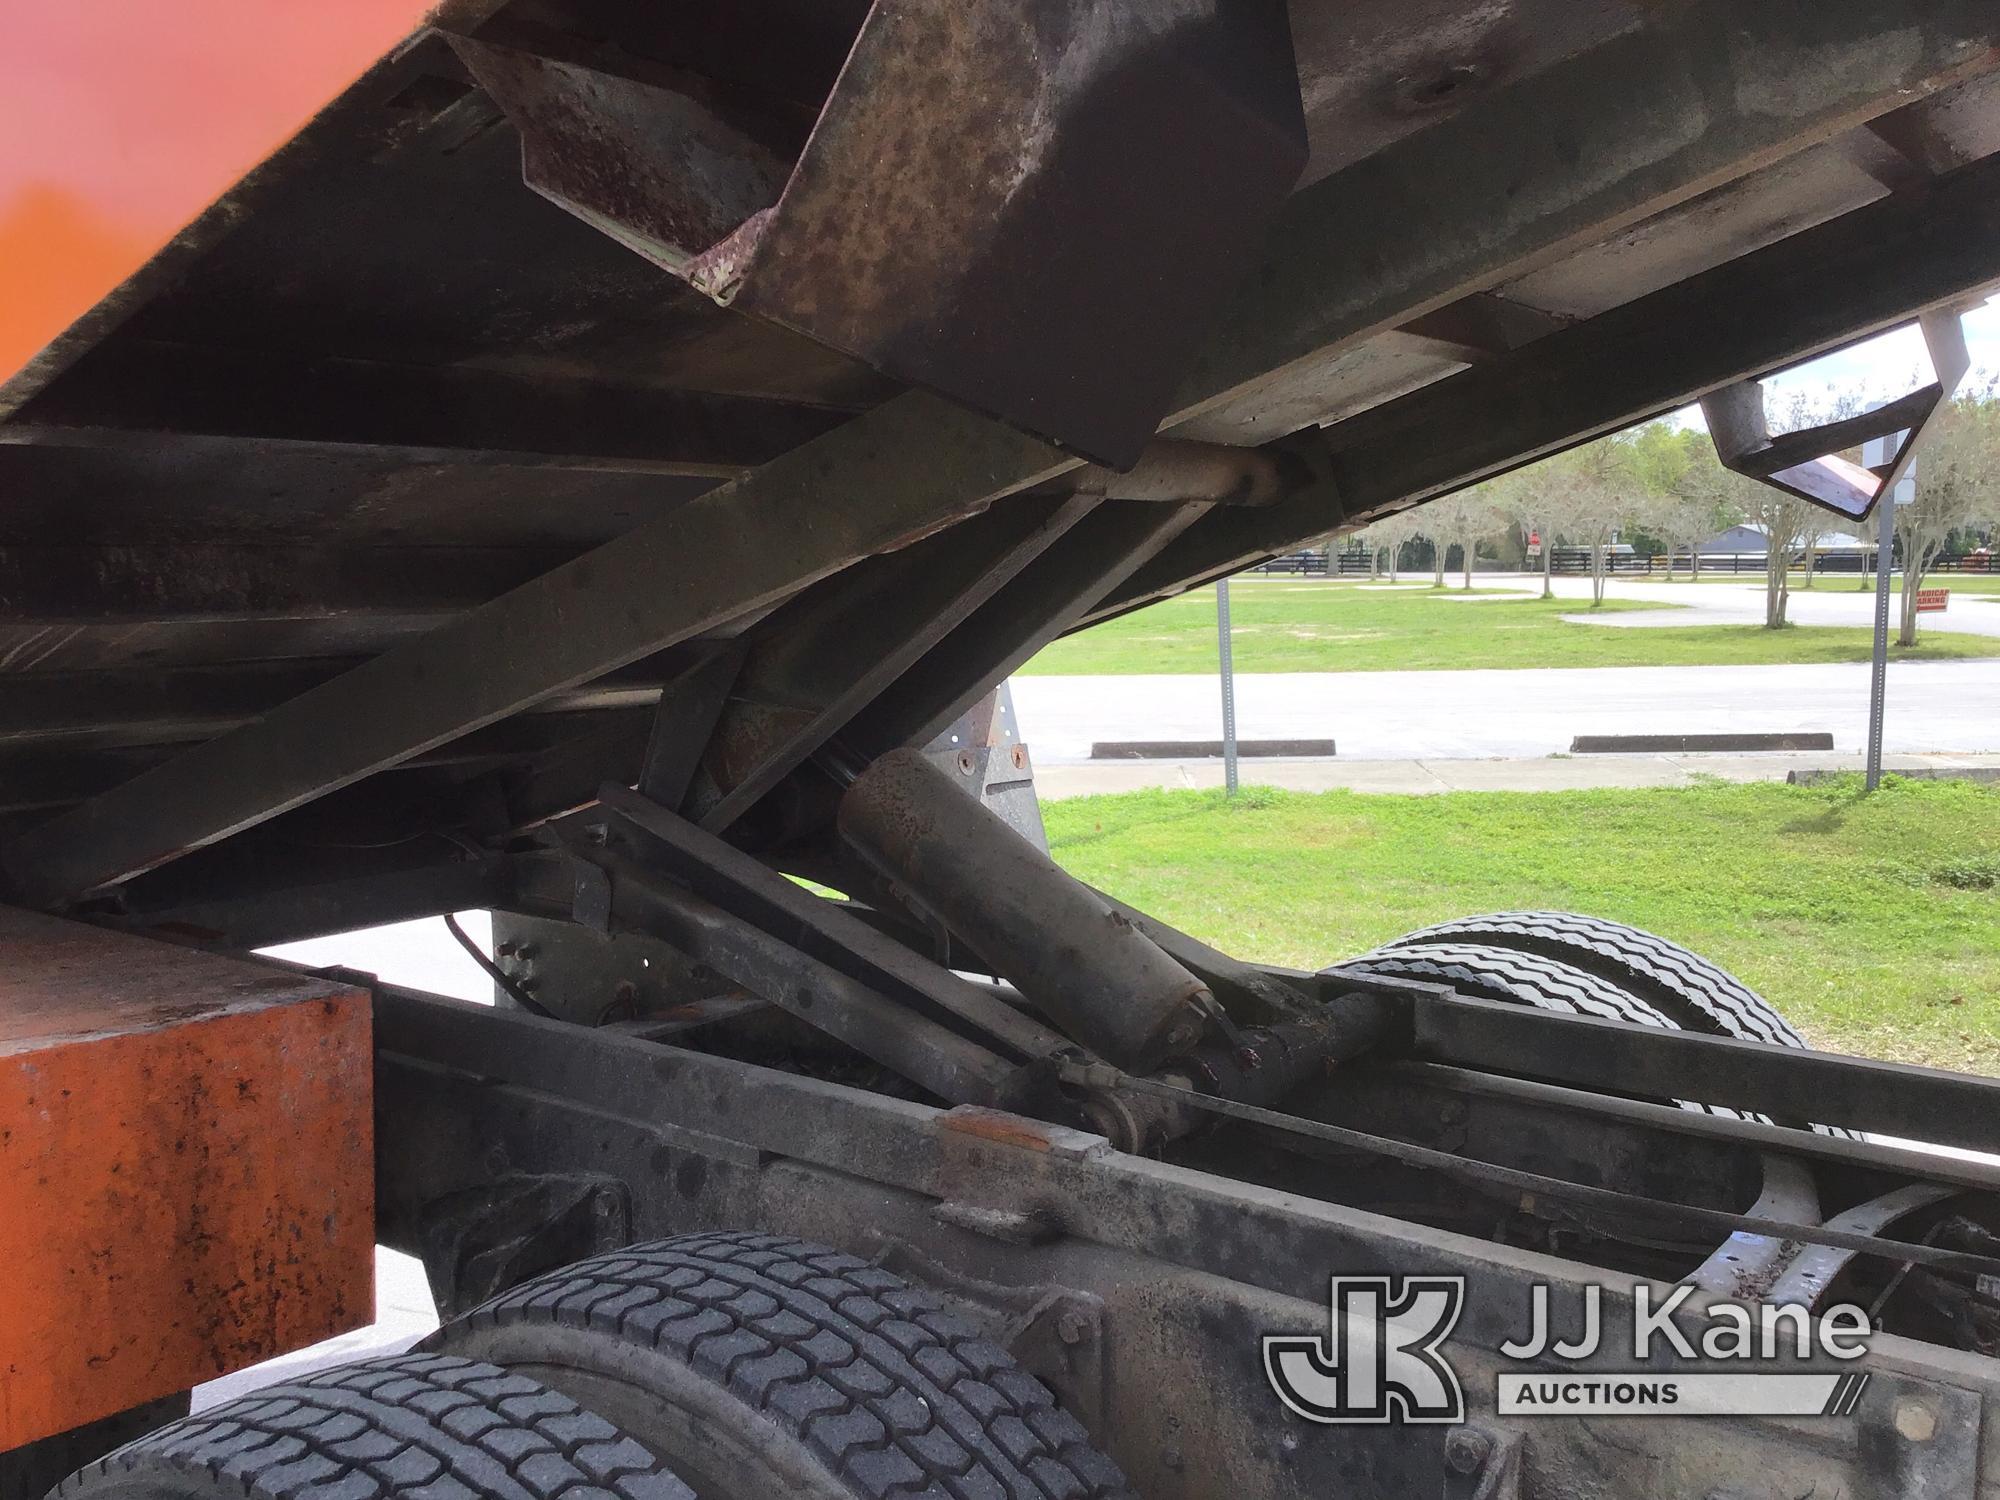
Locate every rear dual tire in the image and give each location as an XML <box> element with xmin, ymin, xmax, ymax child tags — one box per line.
<box><xmin>424</xmin><ymin>1232</ymin><xmax>1136</xmax><ymax>1500</ymax></box>
<box><xmin>1327</xmin><ymin>910</ymin><xmax>1854</xmax><ymax>1134</ymax></box>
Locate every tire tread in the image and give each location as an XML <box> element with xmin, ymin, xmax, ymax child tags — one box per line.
<box><xmin>53</xmin><ymin>1353</ymin><xmax>691</xmax><ymax>1500</ymax></box>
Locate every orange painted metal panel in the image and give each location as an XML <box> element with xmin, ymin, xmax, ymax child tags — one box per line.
<box><xmin>0</xmin><ymin>0</ymin><xmax>435</xmax><ymax>387</ymax></box>
<box><xmin>0</xmin><ymin>909</ymin><xmax>373</xmax><ymax>1451</ymax></box>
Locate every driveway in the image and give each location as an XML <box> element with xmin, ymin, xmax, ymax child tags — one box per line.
<box><xmin>1011</xmin><ymin>658</ymin><xmax>2000</xmax><ymax>761</ymax></box>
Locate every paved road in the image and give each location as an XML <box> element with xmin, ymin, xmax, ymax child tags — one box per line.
<box><xmin>1011</xmin><ymin>658</ymin><xmax>2000</xmax><ymax>762</ymax></box>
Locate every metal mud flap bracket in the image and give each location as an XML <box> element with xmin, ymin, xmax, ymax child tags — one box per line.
<box><xmin>448</xmin><ymin>0</ymin><xmax>1308</xmax><ymax>466</ymax></box>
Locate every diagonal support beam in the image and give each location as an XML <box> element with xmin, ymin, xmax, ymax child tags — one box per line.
<box><xmin>637</xmin><ymin>646</ymin><xmax>749</xmax><ymax>808</ymax></box>
<box><xmin>850</xmin><ymin>502</ymin><xmax>1212</xmax><ymax>757</ymax></box>
<box><xmin>688</xmin><ymin>495</ymin><xmax>1099</xmax><ymax>832</ymax></box>
<box><xmin>1</xmin><ymin>395</ymin><xmax>1070</xmax><ymax>904</ymax></box>
<box><xmin>9</xmin><ymin>342</ymin><xmax>851</xmax><ymax>478</ymax></box>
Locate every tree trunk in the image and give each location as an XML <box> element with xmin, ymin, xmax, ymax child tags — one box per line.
<box><xmin>1591</xmin><ymin>540</ymin><xmax>1608</xmax><ymax>606</ymax></box>
<box><xmin>1802</xmin><ymin>545</ymin><xmax>1817</xmax><ymax>589</ymax></box>
<box><xmin>1368</xmin><ymin>546</ymin><xmax>1381</xmax><ymax>581</ymax></box>
<box><xmin>1540</xmin><ymin>530</ymin><xmax>1554</xmax><ymax>598</ymax></box>
<box><xmin>1764</xmin><ymin>547</ymin><xmax>1789</xmax><ymax>628</ymax></box>
<box><xmin>1432</xmin><ymin>543</ymin><xmax>1445</xmax><ymax>589</ymax></box>
<box><xmin>1461</xmin><ymin>535</ymin><xmax>1473</xmax><ymax>590</ymax></box>
<box><xmin>1899</xmin><ymin>540</ymin><xmax>1928</xmax><ymax>647</ymax></box>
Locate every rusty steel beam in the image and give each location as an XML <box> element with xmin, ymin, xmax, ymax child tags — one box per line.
<box><xmin>0</xmin><ymin>662</ymin><xmax>666</xmax><ymax>751</ymax></box>
<box><xmin>849</xmin><ymin>502</ymin><xmax>1211</xmax><ymax>759</ymax></box>
<box><xmin>1170</xmin><ymin>0</ymin><xmax>2000</xmax><ymax>433</ymax></box>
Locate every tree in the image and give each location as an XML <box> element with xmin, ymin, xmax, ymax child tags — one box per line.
<box><xmin>1661</xmin><ymin>431</ymin><xmax>1802</xmax><ymax>620</ymax></box>
<box><xmin>1350</xmin><ymin>510</ymin><xmax>1425</xmax><ymax>581</ymax></box>
<box><xmin>1491</xmin><ymin>465</ymin><xmax>1565</xmax><ymax>598</ymax></box>
<box><xmin>1637</xmin><ymin>424</ymin><xmax>1744</xmax><ymax>581</ymax></box>
<box><xmin>1419</xmin><ymin>486</ymin><xmax>1506</xmax><ymax>590</ymax></box>
<box><xmin>1894</xmin><ymin>386</ymin><xmax>2000</xmax><ymax>645</ymax></box>
<box><xmin>1740</xmin><ymin>483</ymin><xmax>1816</xmax><ymax>628</ymax></box>
<box><xmin>1545</xmin><ymin>437</ymin><xmax>1644</xmax><ymax>607</ymax></box>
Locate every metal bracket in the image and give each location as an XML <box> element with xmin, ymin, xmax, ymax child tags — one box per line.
<box><xmin>1701</xmin><ymin>308</ymin><xmax>1971</xmax><ymax>520</ymax></box>
<box><xmin>416</xmin><ymin>1171</ymin><xmax>633</xmax><ymax>1320</ymax></box>
<box><xmin>453</xmin><ymin>1</ymin><xmax>1307</xmax><ymax>464</ymax></box>
<box><xmin>1442</xmin><ymin>1425</ymin><xmax>1522</xmax><ymax>1500</ymax></box>
<box><xmin>1005</xmin><ymin>1291</ymin><xmax>1111</xmax><ymax>1435</ymax></box>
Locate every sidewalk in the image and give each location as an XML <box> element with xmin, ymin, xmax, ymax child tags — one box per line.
<box><xmin>1010</xmin><ymin>659</ymin><xmax>2000</xmax><ymax>762</ymax></box>
<box><xmin>1035</xmin><ymin>750</ymin><xmax>2000</xmax><ymax>799</ymax></box>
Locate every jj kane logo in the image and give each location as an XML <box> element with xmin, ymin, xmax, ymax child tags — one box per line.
<box><xmin>1265</xmin><ymin>1278</ymin><xmax>1875</xmax><ymax>1425</ymax></box>
<box><xmin>1264</xmin><ymin>1277</ymin><xmax>1466</xmax><ymax>1424</ymax></box>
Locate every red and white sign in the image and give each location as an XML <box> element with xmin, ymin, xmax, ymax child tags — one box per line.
<box><xmin>1916</xmin><ymin>587</ymin><xmax>1950</xmax><ymax>614</ymax></box>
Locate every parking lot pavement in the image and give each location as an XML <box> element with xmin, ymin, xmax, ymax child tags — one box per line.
<box><xmin>1011</xmin><ymin>658</ymin><xmax>2000</xmax><ymax>763</ymax></box>
<box><xmin>1483</xmin><ymin>572</ymin><xmax>2000</xmax><ymax>638</ymax></box>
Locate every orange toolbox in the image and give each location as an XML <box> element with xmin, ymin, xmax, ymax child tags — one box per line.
<box><xmin>0</xmin><ymin>909</ymin><xmax>373</xmax><ymax>1450</ymax></box>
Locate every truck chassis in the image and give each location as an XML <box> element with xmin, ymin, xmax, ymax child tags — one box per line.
<box><xmin>5</xmin><ymin>2</ymin><xmax>2000</xmax><ymax>1496</ymax></box>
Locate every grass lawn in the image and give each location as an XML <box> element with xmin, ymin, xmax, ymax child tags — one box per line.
<box><xmin>1023</xmin><ymin>579</ymin><xmax>1998</xmax><ymax>674</ymax></box>
<box><xmin>1045</xmin><ymin>776</ymin><xmax>2000</xmax><ymax>1074</ymax></box>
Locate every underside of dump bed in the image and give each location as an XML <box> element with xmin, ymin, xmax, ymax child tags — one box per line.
<box><xmin>2</xmin><ymin>0</ymin><xmax>1999</xmax><ymax>932</ymax></box>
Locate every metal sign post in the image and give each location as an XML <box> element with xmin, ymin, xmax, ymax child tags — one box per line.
<box><xmin>1861</xmin><ymin>432</ymin><xmax>1917</xmax><ymax>791</ymax></box>
<box><xmin>1217</xmin><ymin>578</ymin><xmax>1239</xmax><ymax>796</ymax></box>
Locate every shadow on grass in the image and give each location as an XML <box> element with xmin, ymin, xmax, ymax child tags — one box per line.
<box><xmin>1779</xmin><ymin>778</ymin><xmax>1872</xmax><ymax>835</ymax></box>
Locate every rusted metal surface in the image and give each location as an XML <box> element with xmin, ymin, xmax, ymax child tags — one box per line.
<box><xmin>937</xmin><ymin>1106</ymin><xmax>1081</xmax><ymax>1156</ymax></box>
<box><xmin>0</xmin><ymin>908</ymin><xmax>372</xmax><ymax>1450</ymax></box>
<box><xmin>448</xmin><ymin>36</ymin><xmax>794</xmax><ymax>276</ymax></box>
<box><xmin>1684</xmin><ymin>1155</ymin><xmax>1821</xmax><ymax>1300</ymax></box>
<box><xmin>458</xmin><ymin>0</ymin><xmax>1309</xmax><ymax>466</ymax></box>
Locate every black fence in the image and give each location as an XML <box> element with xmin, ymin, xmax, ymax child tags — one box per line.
<box><xmin>1246</xmin><ymin>548</ymin><xmax>1992</xmax><ymax>580</ymax></box>
<box><xmin>1247</xmin><ymin>551</ymin><xmax>1331</xmax><ymax>575</ymax></box>
<box><xmin>1645</xmin><ymin>552</ymin><xmax>1770</xmax><ymax>575</ymax></box>
<box><xmin>1641</xmin><ymin>549</ymin><xmax>1995</xmax><ymax>576</ymax></box>
<box><xmin>1546</xmin><ymin>548</ymin><xmax>1653</xmax><ymax>575</ymax></box>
